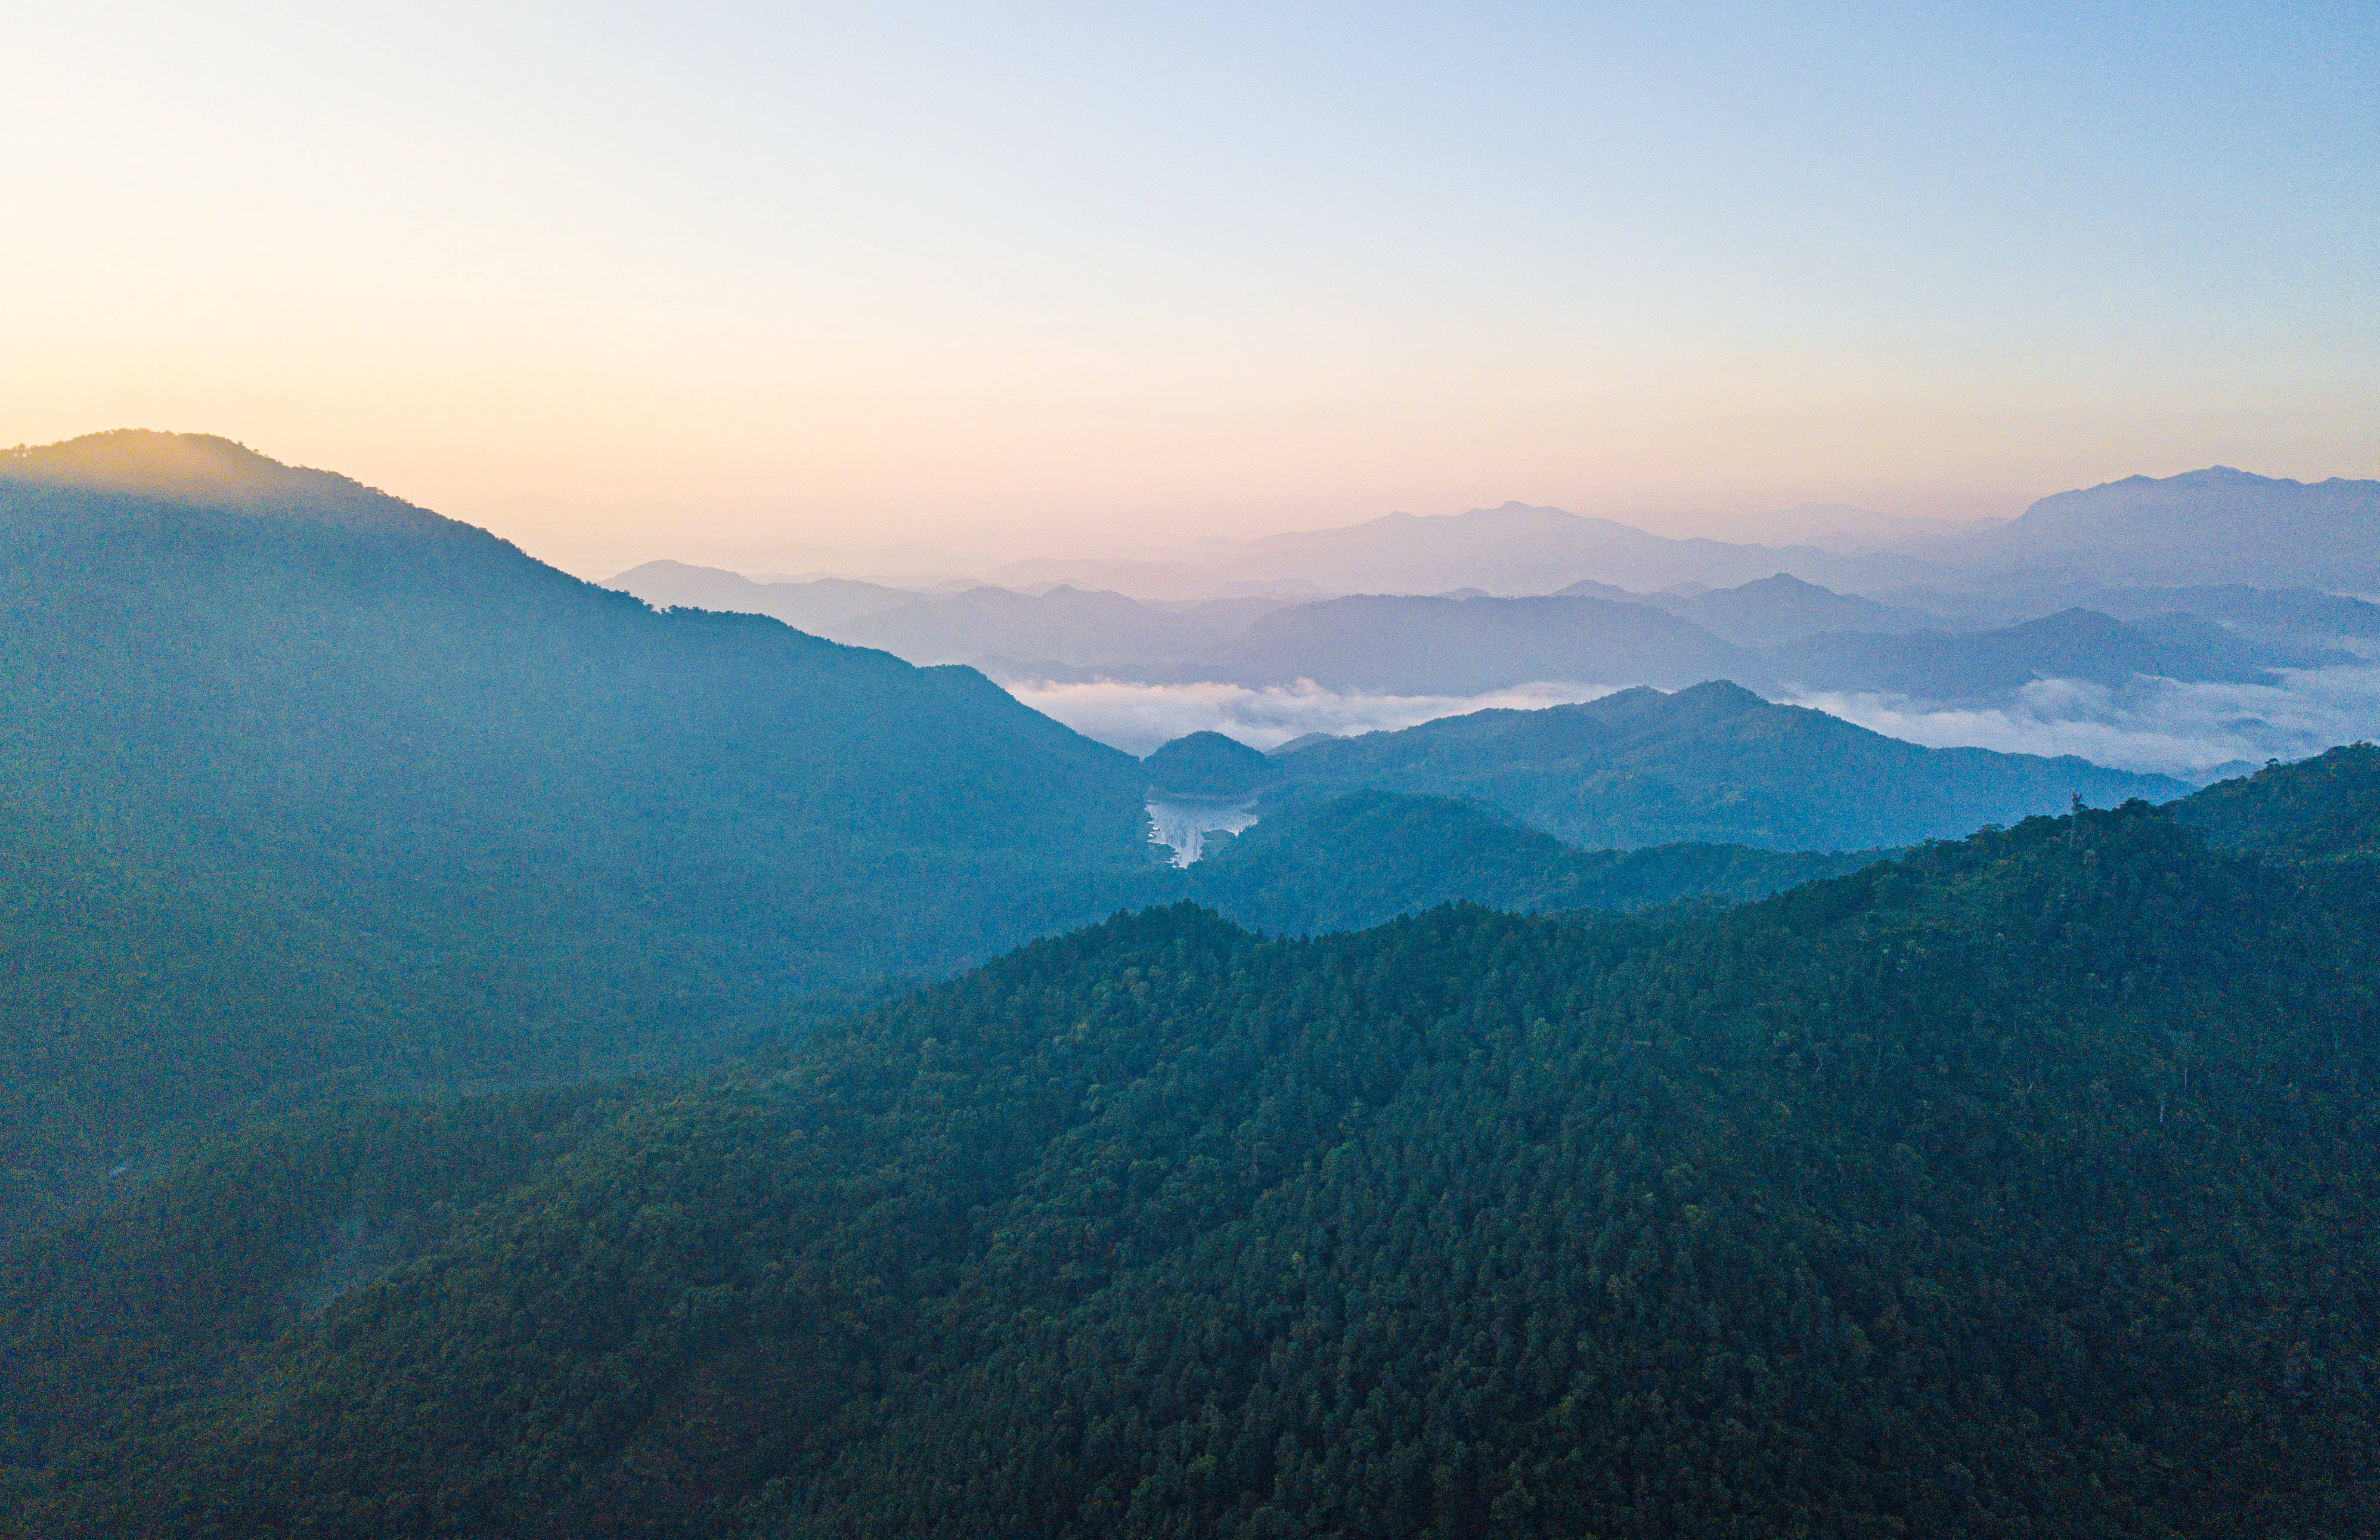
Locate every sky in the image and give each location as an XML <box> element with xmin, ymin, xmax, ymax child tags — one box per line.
<box><xmin>5</xmin><ymin>2</ymin><xmax>2374</xmax><ymax>575</ymax></box>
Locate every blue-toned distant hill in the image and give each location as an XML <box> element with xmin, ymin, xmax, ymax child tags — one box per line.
<box><xmin>1643</xmin><ymin>571</ymin><xmax>1944</xmax><ymax>646</ymax></box>
<box><xmin>0</xmin><ymin>431</ymin><xmax>1154</xmax><ymax>1211</ymax></box>
<box><xmin>1952</xmin><ymin>466</ymin><xmax>2380</xmax><ymax>588</ymax></box>
<box><xmin>1208</xmin><ymin>592</ymin><xmax>1754</xmax><ymax>693</ymax></box>
<box><xmin>1764</xmin><ymin>606</ymin><xmax>2347</xmax><ymax>703</ymax></box>
<box><xmin>1272</xmin><ymin>680</ymin><xmax>2188</xmax><ymax>850</ymax></box>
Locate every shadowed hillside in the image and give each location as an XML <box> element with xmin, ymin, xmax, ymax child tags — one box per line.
<box><xmin>0</xmin><ymin>433</ymin><xmax>1154</xmax><ymax>1214</ymax></box>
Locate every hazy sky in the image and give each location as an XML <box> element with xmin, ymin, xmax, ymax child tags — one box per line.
<box><xmin>7</xmin><ymin>2</ymin><xmax>2373</xmax><ymax>574</ymax></box>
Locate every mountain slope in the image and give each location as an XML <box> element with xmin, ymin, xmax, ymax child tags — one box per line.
<box><xmin>1649</xmin><ymin>572</ymin><xmax>1942</xmax><ymax>645</ymax></box>
<box><xmin>1211</xmin><ymin>593</ymin><xmax>1753</xmax><ymax>693</ymax></box>
<box><xmin>1764</xmin><ymin>607</ymin><xmax>2344</xmax><ymax>703</ymax></box>
<box><xmin>603</xmin><ymin>560</ymin><xmax>922</xmax><ymax>633</ymax></box>
<box><xmin>1272</xmin><ymin>680</ymin><xmax>2188</xmax><ymax>848</ymax></box>
<box><xmin>0</xmin><ymin>432</ymin><xmax>1154</xmax><ymax>1207</ymax></box>
<box><xmin>1954</xmin><ymin>467</ymin><xmax>2380</xmax><ymax>587</ymax></box>
<box><xmin>5</xmin><ymin>750</ymin><xmax>2372</xmax><ymax>1538</ymax></box>
<box><xmin>0</xmin><ymin>429</ymin><xmax>445</xmax><ymax>529</ymax></box>
<box><xmin>2081</xmin><ymin>584</ymin><xmax>2380</xmax><ymax>643</ymax></box>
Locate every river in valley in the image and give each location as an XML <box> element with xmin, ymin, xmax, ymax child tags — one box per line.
<box><xmin>1146</xmin><ymin>795</ymin><xmax>1259</xmax><ymax>867</ymax></box>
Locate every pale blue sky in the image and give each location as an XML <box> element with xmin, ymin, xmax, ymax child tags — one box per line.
<box><xmin>5</xmin><ymin>2</ymin><xmax>2372</xmax><ymax>569</ymax></box>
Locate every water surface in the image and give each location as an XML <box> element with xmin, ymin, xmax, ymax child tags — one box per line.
<box><xmin>1146</xmin><ymin>796</ymin><xmax>1259</xmax><ymax>867</ymax></box>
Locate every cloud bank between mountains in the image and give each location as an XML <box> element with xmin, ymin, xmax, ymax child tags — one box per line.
<box><xmin>1792</xmin><ymin>663</ymin><xmax>2380</xmax><ymax>781</ymax></box>
<box><xmin>1002</xmin><ymin>679</ymin><xmax>1620</xmax><ymax>757</ymax></box>
<box><xmin>1008</xmin><ymin>663</ymin><xmax>2380</xmax><ymax>780</ymax></box>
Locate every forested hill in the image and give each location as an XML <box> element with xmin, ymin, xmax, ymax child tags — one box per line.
<box><xmin>5</xmin><ymin>748</ymin><xmax>2370</xmax><ymax>1539</ymax></box>
<box><xmin>1273</xmin><ymin>680</ymin><xmax>2189</xmax><ymax>849</ymax></box>
<box><xmin>1185</xmin><ymin>790</ymin><xmax>1882</xmax><ymax>934</ymax></box>
<box><xmin>0</xmin><ymin>432</ymin><xmax>1154</xmax><ymax>1217</ymax></box>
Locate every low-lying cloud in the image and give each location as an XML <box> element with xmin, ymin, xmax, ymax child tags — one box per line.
<box><xmin>1008</xmin><ymin>665</ymin><xmax>2380</xmax><ymax>776</ymax></box>
<box><xmin>1002</xmin><ymin>678</ymin><xmax>1620</xmax><ymax>757</ymax></box>
<box><xmin>1789</xmin><ymin>664</ymin><xmax>2380</xmax><ymax>782</ymax></box>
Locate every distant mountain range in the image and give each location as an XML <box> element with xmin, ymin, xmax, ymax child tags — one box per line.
<box><xmin>1176</xmin><ymin>469</ymin><xmax>2380</xmax><ymax>594</ymax></box>
<box><xmin>1199</xmin><ymin>593</ymin><xmax>1750</xmax><ymax>694</ymax></box>
<box><xmin>613</xmin><ymin>558</ymin><xmax>2369</xmax><ymax>718</ymax></box>
<box><xmin>791</xmin><ymin>468</ymin><xmax>2378</xmax><ymax>603</ymax></box>
<box><xmin>1186</xmin><ymin>500</ymin><xmax>1934</xmax><ymax>594</ymax></box>
<box><xmin>1947</xmin><ymin>467</ymin><xmax>2380</xmax><ymax>588</ymax></box>
<box><xmin>1765</xmin><ymin>607</ymin><xmax>2348</xmax><ymax>704</ymax></box>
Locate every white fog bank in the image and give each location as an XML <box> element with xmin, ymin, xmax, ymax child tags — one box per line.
<box><xmin>1003</xmin><ymin>678</ymin><xmax>1622</xmax><ymax>757</ymax></box>
<box><xmin>1006</xmin><ymin>667</ymin><xmax>2380</xmax><ymax>780</ymax></box>
<box><xmin>1789</xmin><ymin>664</ymin><xmax>2380</xmax><ymax>783</ymax></box>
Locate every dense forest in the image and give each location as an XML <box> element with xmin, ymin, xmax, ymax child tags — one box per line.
<box><xmin>2</xmin><ymin>748</ymin><xmax>2370</xmax><ymax>1538</ymax></box>
<box><xmin>1183</xmin><ymin>790</ymin><xmax>1882</xmax><ymax>935</ymax></box>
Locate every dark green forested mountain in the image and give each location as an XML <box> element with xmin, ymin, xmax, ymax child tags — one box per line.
<box><xmin>0</xmin><ymin>432</ymin><xmax>1154</xmax><ymax>1215</ymax></box>
<box><xmin>1273</xmin><ymin>680</ymin><xmax>2188</xmax><ymax>850</ymax></box>
<box><xmin>1185</xmin><ymin>791</ymin><xmax>1880</xmax><ymax>935</ymax></box>
<box><xmin>4</xmin><ymin>749</ymin><xmax>2371</xmax><ymax>1539</ymax></box>
<box><xmin>2171</xmin><ymin>740</ymin><xmax>2380</xmax><ymax>862</ymax></box>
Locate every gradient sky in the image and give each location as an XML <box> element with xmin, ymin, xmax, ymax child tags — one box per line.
<box><xmin>6</xmin><ymin>2</ymin><xmax>2373</xmax><ymax>574</ymax></box>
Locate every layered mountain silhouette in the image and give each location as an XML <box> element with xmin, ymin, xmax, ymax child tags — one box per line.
<box><xmin>616</xmin><ymin>556</ymin><xmax>2369</xmax><ymax>712</ymax></box>
<box><xmin>946</xmin><ymin>470</ymin><xmax>2380</xmax><ymax>600</ymax></box>
<box><xmin>1188</xmin><ymin>501</ymin><xmax>1932</xmax><ymax>593</ymax></box>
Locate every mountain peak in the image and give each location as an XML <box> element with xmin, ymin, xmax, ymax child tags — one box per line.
<box><xmin>1734</xmin><ymin>572</ymin><xmax>1829</xmax><ymax>595</ymax></box>
<box><xmin>1143</xmin><ymin>730</ymin><xmax>1275</xmax><ymax>797</ymax></box>
<box><xmin>0</xmin><ymin>429</ymin><xmax>445</xmax><ymax>531</ymax></box>
<box><xmin>8</xmin><ymin>429</ymin><xmax>295</xmax><ymax>491</ymax></box>
<box><xmin>1666</xmin><ymin>678</ymin><xmax>1771</xmax><ymax>711</ymax></box>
